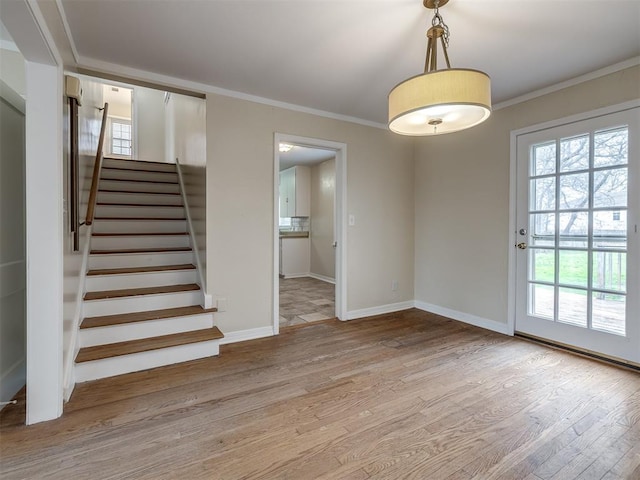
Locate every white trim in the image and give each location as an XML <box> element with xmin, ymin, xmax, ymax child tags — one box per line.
<box><xmin>25</xmin><ymin>0</ymin><xmax>62</xmax><ymax>66</ymax></box>
<box><xmin>308</xmin><ymin>272</ymin><xmax>336</xmax><ymax>284</ymax></box>
<box><xmin>415</xmin><ymin>301</ymin><xmax>511</xmax><ymax>336</ymax></box>
<box><xmin>0</xmin><ymin>79</ymin><xmax>26</xmax><ymax>115</ymax></box>
<box><xmin>77</xmin><ymin>56</ymin><xmax>387</xmax><ymax>130</ymax></box>
<box><xmin>175</xmin><ymin>158</ymin><xmax>207</xmax><ymax>303</ymax></box>
<box><xmin>0</xmin><ymin>38</ymin><xmax>20</xmax><ymax>52</ymax></box>
<box><xmin>346</xmin><ymin>301</ymin><xmax>414</xmax><ymax>321</ymax></box>
<box><xmin>63</xmin><ymin>225</ymin><xmax>91</xmax><ymax>402</ymax></box>
<box><xmin>0</xmin><ymin>358</ymin><xmax>26</xmax><ymax>408</ymax></box>
<box><xmin>495</xmin><ymin>57</ymin><xmax>640</xmax><ymax>111</ymax></box>
<box><xmin>507</xmin><ymin>99</ymin><xmax>640</xmax><ymax>335</ymax></box>
<box><xmin>273</xmin><ymin>134</ymin><xmax>348</xmax><ymax>336</ymax></box>
<box><xmin>219</xmin><ymin>326</ymin><xmax>274</xmax><ymax>346</ymax></box>
<box><xmin>53</xmin><ymin>0</ymin><xmax>79</xmax><ymax>64</ymax></box>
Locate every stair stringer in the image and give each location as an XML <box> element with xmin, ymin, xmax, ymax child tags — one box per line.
<box><xmin>176</xmin><ymin>158</ymin><xmax>211</xmax><ymax>308</ymax></box>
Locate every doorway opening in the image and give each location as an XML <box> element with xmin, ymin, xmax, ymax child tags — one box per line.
<box><xmin>273</xmin><ymin>134</ymin><xmax>347</xmax><ymax>334</ymax></box>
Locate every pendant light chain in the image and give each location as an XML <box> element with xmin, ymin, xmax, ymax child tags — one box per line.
<box><xmin>431</xmin><ymin>0</ymin><xmax>450</xmax><ymax>48</ymax></box>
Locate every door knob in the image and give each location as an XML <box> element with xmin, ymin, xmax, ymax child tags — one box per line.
<box><xmin>516</xmin><ymin>242</ymin><xmax>527</xmax><ymax>250</ymax></box>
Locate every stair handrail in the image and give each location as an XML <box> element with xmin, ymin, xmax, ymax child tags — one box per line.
<box><xmin>85</xmin><ymin>102</ymin><xmax>109</xmax><ymax>226</ymax></box>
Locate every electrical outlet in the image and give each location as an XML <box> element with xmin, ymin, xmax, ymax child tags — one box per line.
<box><xmin>391</xmin><ymin>280</ymin><xmax>398</xmax><ymax>291</ymax></box>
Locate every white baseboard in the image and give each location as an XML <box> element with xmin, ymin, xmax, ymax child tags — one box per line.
<box><xmin>219</xmin><ymin>326</ymin><xmax>274</xmax><ymax>345</ymax></box>
<box><xmin>1</xmin><ymin>358</ymin><xmax>25</xmax><ymax>409</ymax></box>
<box><xmin>282</xmin><ymin>273</ymin><xmax>310</xmax><ymax>279</ymax></box>
<box><xmin>414</xmin><ymin>301</ymin><xmax>510</xmax><ymax>335</ymax></box>
<box><xmin>346</xmin><ymin>301</ymin><xmax>415</xmax><ymax>321</ymax></box>
<box><xmin>308</xmin><ymin>273</ymin><xmax>336</xmax><ymax>284</ymax></box>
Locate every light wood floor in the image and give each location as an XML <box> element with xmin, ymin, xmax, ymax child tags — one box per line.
<box><xmin>2</xmin><ymin>309</ymin><xmax>640</xmax><ymax>479</ymax></box>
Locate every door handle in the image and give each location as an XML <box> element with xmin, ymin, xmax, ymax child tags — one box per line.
<box><xmin>332</xmin><ymin>241</ymin><xmax>337</xmax><ymax>248</ymax></box>
<box><xmin>516</xmin><ymin>242</ymin><xmax>527</xmax><ymax>250</ymax></box>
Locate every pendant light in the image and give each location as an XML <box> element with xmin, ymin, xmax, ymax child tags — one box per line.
<box><xmin>388</xmin><ymin>0</ymin><xmax>491</xmax><ymax>136</ymax></box>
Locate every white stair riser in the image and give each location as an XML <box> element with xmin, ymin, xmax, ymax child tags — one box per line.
<box><xmin>91</xmin><ymin>234</ymin><xmax>190</xmax><ymax>250</ymax></box>
<box><xmin>95</xmin><ymin>205</ymin><xmax>185</xmax><ymax>218</ymax></box>
<box><xmin>102</xmin><ymin>159</ymin><xmax>177</xmax><ymax>173</ymax></box>
<box><xmin>88</xmin><ymin>251</ymin><xmax>194</xmax><ymax>269</ymax></box>
<box><xmin>86</xmin><ymin>269</ymin><xmax>197</xmax><ymax>291</ymax></box>
<box><xmin>75</xmin><ymin>340</ymin><xmax>220</xmax><ymax>383</ymax></box>
<box><xmin>97</xmin><ymin>191</ymin><xmax>182</xmax><ymax>206</ymax></box>
<box><xmin>101</xmin><ymin>169</ymin><xmax>178</xmax><ymax>184</ymax></box>
<box><xmin>99</xmin><ymin>179</ymin><xmax>179</xmax><ymax>194</ymax></box>
<box><xmin>79</xmin><ymin>313</ymin><xmax>214</xmax><ymax>348</ymax></box>
<box><xmin>84</xmin><ymin>290</ymin><xmax>202</xmax><ymax>317</ymax></box>
<box><xmin>92</xmin><ymin>219</ymin><xmax>187</xmax><ymax>234</ymax></box>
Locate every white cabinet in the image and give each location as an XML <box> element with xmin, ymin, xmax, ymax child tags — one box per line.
<box><xmin>279</xmin><ymin>166</ymin><xmax>310</xmax><ymax>218</ymax></box>
<box><xmin>281</xmin><ymin>237</ymin><xmax>310</xmax><ymax>277</ymax></box>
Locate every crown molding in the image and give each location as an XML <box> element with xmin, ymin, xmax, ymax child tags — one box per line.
<box><xmin>494</xmin><ymin>57</ymin><xmax>640</xmax><ymax>111</ymax></box>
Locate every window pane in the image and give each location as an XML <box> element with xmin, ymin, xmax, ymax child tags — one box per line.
<box><xmin>559</xmin><ymin>212</ymin><xmax>588</xmax><ymax>248</ymax></box>
<box><xmin>530</xmin><ymin>213</ymin><xmax>555</xmax><ymax>247</ymax></box>
<box><xmin>529</xmin><ymin>249</ymin><xmax>554</xmax><ymax>283</ymax></box>
<box><xmin>558</xmin><ymin>250</ymin><xmax>588</xmax><ymax>288</ymax></box>
<box><xmin>592</xmin><ymin>292</ymin><xmax>625</xmax><ymax>336</ymax></box>
<box><xmin>592</xmin><ymin>251</ymin><xmax>626</xmax><ymax>293</ymax></box>
<box><xmin>593</xmin><ymin>167</ymin><xmax>627</xmax><ymax>208</ymax></box>
<box><xmin>558</xmin><ymin>287</ymin><xmax>587</xmax><ymax>327</ymax></box>
<box><xmin>532</xmin><ymin>142</ymin><xmax>555</xmax><ymax>176</ymax></box>
<box><xmin>594</xmin><ymin>211</ymin><xmax>627</xmax><ymax>250</ymax></box>
<box><xmin>594</xmin><ymin>127</ymin><xmax>628</xmax><ymax>168</ymax></box>
<box><xmin>529</xmin><ymin>283</ymin><xmax>554</xmax><ymax>320</ymax></box>
<box><xmin>560</xmin><ymin>134</ymin><xmax>589</xmax><ymax>172</ymax></box>
<box><xmin>559</xmin><ymin>173</ymin><xmax>588</xmax><ymax>209</ymax></box>
<box><xmin>531</xmin><ymin>177</ymin><xmax>555</xmax><ymax>211</ymax></box>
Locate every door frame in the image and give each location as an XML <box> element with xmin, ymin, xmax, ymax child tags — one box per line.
<box><xmin>507</xmin><ymin>99</ymin><xmax>640</xmax><ymax>336</ymax></box>
<box><xmin>273</xmin><ymin>133</ymin><xmax>347</xmax><ymax>335</ymax></box>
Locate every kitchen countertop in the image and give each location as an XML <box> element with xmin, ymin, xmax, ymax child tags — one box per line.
<box><xmin>279</xmin><ymin>231</ymin><xmax>309</xmax><ymax>238</ymax></box>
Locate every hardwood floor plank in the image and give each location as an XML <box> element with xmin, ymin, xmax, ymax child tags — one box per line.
<box><xmin>2</xmin><ymin>310</ymin><xmax>639</xmax><ymax>480</ymax></box>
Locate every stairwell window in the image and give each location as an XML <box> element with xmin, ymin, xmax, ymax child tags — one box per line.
<box><xmin>111</xmin><ymin>121</ymin><xmax>132</xmax><ymax>156</ymax></box>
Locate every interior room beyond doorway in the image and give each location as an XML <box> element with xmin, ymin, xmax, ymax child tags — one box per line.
<box><xmin>278</xmin><ymin>143</ymin><xmax>337</xmax><ymax>327</ymax></box>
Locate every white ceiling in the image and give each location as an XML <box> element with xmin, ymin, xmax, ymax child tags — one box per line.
<box><xmin>59</xmin><ymin>0</ymin><xmax>640</xmax><ymax>126</ymax></box>
<box><xmin>279</xmin><ymin>145</ymin><xmax>336</xmax><ymax>171</ymax></box>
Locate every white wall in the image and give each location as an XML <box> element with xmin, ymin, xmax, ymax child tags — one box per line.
<box><xmin>135</xmin><ymin>87</ymin><xmax>165</xmax><ymax>162</ymax></box>
<box><xmin>310</xmin><ymin>158</ymin><xmax>336</xmax><ymax>280</ymax></box>
<box><xmin>414</xmin><ymin>64</ymin><xmax>640</xmax><ymax>327</ymax></box>
<box><xmin>207</xmin><ymin>94</ymin><xmax>415</xmax><ymax>335</ymax></box>
<box><xmin>0</xmin><ymin>48</ymin><xmax>26</xmax><ymax>98</ymax></box>
<box><xmin>0</xmin><ymin>77</ymin><xmax>26</xmax><ymax>407</ymax></box>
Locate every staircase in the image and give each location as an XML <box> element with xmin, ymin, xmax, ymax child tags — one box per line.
<box><xmin>74</xmin><ymin>157</ymin><xmax>223</xmax><ymax>383</ymax></box>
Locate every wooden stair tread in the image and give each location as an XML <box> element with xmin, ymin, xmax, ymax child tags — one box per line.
<box><xmin>103</xmin><ymin>157</ymin><xmax>177</xmax><ymax>167</ymax></box>
<box><xmin>91</xmin><ymin>247</ymin><xmax>192</xmax><ymax>255</ymax></box>
<box><xmin>102</xmin><ymin>166</ymin><xmax>178</xmax><ymax>175</ymax></box>
<box><xmin>87</xmin><ymin>264</ymin><xmax>196</xmax><ymax>276</ymax></box>
<box><xmin>102</xmin><ymin>165</ymin><xmax>178</xmax><ymax>175</ymax></box>
<box><xmin>84</xmin><ymin>283</ymin><xmax>200</xmax><ymax>301</ymax></box>
<box><xmin>76</xmin><ymin>327</ymin><xmax>223</xmax><ymax>363</ymax></box>
<box><xmin>99</xmin><ymin>189</ymin><xmax>181</xmax><ymax>196</ymax></box>
<box><xmin>94</xmin><ymin>217</ymin><xmax>186</xmax><ymax>221</ymax></box>
<box><xmin>100</xmin><ymin>178</ymin><xmax>177</xmax><ymax>185</ymax></box>
<box><xmin>92</xmin><ymin>232</ymin><xmax>189</xmax><ymax>237</ymax></box>
<box><xmin>81</xmin><ymin>305</ymin><xmax>217</xmax><ymax>329</ymax></box>
<box><xmin>96</xmin><ymin>202</ymin><xmax>184</xmax><ymax>208</ymax></box>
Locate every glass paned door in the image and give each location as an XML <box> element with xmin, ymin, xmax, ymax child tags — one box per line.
<box><xmin>515</xmin><ymin>108</ymin><xmax>639</xmax><ymax>363</ymax></box>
